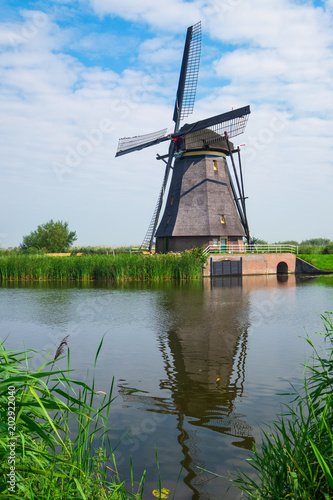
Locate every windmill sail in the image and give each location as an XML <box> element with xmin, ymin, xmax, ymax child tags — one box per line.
<box><xmin>116</xmin><ymin>128</ymin><xmax>168</xmax><ymax>157</ymax></box>
<box><xmin>141</xmin><ymin>22</ymin><xmax>202</xmax><ymax>250</ymax></box>
<box><xmin>173</xmin><ymin>21</ymin><xmax>202</xmax><ymax>127</ymax></box>
<box><xmin>141</xmin><ymin>142</ymin><xmax>176</xmax><ymax>249</ymax></box>
<box><xmin>116</xmin><ymin>106</ymin><xmax>250</xmax><ymax>157</ymax></box>
<box><xmin>116</xmin><ymin>22</ymin><xmax>201</xmax><ymax>160</ymax></box>
<box><xmin>175</xmin><ymin>106</ymin><xmax>250</xmax><ymax>143</ymax></box>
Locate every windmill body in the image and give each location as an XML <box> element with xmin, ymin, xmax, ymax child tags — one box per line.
<box><xmin>116</xmin><ymin>22</ymin><xmax>251</xmax><ymax>252</ymax></box>
<box><xmin>155</xmin><ymin>137</ymin><xmax>246</xmax><ymax>253</ymax></box>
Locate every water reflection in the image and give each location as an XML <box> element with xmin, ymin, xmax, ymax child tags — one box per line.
<box><xmin>2</xmin><ymin>275</ymin><xmax>333</xmax><ymax>499</ymax></box>
<box><xmin>119</xmin><ymin>277</ymin><xmax>254</xmax><ymax>497</ymax></box>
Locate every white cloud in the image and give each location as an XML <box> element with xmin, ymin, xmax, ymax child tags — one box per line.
<box><xmin>69</xmin><ymin>31</ymin><xmax>140</xmax><ymax>61</ymax></box>
<box><xmin>0</xmin><ymin>10</ymin><xmax>175</xmax><ymax>246</ymax></box>
<box><xmin>87</xmin><ymin>0</ymin><xmax>202</xmax><ymax>30</ymax></box>
<box><xmin>1</xmin><ymin>1</ymin><xmax>333</xmax><ymax>247</ymax></box>
<box><xmin>138</xmin><ymin>36</ymin><xmax>183</xmax><ymax>67</ymax></box>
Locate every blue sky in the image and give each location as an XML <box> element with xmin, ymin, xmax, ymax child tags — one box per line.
<box><xmin>0</xmin><ymin>0</ymin><xmax>333</xmax><ymax>248</ymax></box>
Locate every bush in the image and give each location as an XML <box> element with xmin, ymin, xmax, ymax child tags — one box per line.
<box><xmin>21</xmin><ymin>220</ymin><xmax>77</xmax><ymax>253</ymax></box>
<box><xmin>274</xmin><ymin>240</ymin><xmax>299</xmax><ymax>246</ymax></box>
<box><xmin>298</xmin><ymin>245</ymin><xmax>318</xmax><ymax>254</ymax></box>
<box><xmin>300</xmin><ymin>238</ymin><xmax>331</xmax><ymax>246</ymax></box>
<box><xmin>322</xmin><ymin>243</ymin><xmax>333</xmax><ymax>255</ymax></box>
<box><xmin>250</xmin><ymin>237</ymin><xmax>268</xmax><ymax>245</ymax></box>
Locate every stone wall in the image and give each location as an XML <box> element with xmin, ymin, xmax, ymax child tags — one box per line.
<box><xmin>203</xmin><ymin>253</ymin><xmax>296</xmax><ymax>277</ymax></box>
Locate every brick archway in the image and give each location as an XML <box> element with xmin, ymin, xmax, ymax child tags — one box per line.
<box><xmin>277</xmin><ymin>261</ymin><xmax>288</xmax><ymax>274</ymax></box>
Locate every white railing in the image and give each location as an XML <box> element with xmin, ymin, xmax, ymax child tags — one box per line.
<box><xmin>203</xmin><ymin>244</ymin><xmax>298</xmax><ymax>255</ymax></box>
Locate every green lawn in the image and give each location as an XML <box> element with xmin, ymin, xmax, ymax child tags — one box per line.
<box><xmin>298</xmin><ymin>254</ymin><xmax>333</xmax><ymax>272</ymax></box>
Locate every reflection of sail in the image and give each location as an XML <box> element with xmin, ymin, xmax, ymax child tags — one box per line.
<box><xmin>119</xmin><ymin>279</ymin><xmax>253</xmax><ymax>498</ymax></box>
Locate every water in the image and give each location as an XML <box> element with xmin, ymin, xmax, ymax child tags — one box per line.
<box><xmin>1</xmin><ymin>274</ymin><xmax>333</xmax><ymax>499</ymax></box>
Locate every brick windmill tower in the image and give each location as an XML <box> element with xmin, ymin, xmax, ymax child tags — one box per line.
<box><xmin>116</xmin><ymin>22</ymin><xmax>250</xmax><ymax>253</ymax></box>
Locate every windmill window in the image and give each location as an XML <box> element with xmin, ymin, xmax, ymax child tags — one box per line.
<box><xmin>213</xmin><ymin>160</ymin><xmax>218</xmax><ymax>171</ymax></box>
<box><xmin>219</xmin><ymin>214</ymin><xmax>226</xmax><ymax>224</ymax></box>
<box><xmin>170</xmin><ymin>195</ymin><xmax>174</xmax><ymax>206</ymax></box>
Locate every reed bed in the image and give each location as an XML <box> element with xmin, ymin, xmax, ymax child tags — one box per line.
<box><xmin>0</xmin><ymin>251</ymin><xmax>206</xmax><ymax>282</ymax></box>
<box><xmin>0</xmin><ymin>337</ymin><xmax>146</xmax><ymax>499</ymax></box>
<box><xmin>232</xmin><ymin>311</ymin><xmax>333</xmax><ymax>499</ymax></box>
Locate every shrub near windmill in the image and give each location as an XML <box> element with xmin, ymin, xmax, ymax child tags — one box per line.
<box><xmin>116</xmin><ymin>22</ymin><xmax>251</xmax><ymax>253</ymax></box>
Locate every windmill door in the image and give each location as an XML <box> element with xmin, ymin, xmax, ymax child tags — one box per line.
<box><xmin>220</xmin><ymin>238</ymin><xmax>227</xmax><ymax>253</ymax></box>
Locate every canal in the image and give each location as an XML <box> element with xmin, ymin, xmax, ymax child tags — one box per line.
<box><xmin>1</xmin><ymin>274</ymin><xmax>332</xmax><ymax>499</ymax></box>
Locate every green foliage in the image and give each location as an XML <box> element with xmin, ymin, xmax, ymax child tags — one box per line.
<box><xmin>274</xmin><ymin>240</ymin><xmax>299</xmax><ymax>246</ymax></box>
<box><xmin>298</xmin><ymin>241</ymin><xmax>333</xmax><ymax>255</ymax></box>
<box><xmin>71</xmin><ymin>246</ymin><xmax>133</xmax><ymax>255</ymax></box>
<box><xmin>20</xmin><ymin>220</ymin><xmax>77</xmax><ymax>253</ymax></box>
<box><xmin>0</xmin><ymin>249</ymin><xmax>205</xmax><ymax>281</ymax></box>
<box><xmin>300</xmin><ymin>238</ymin><xmax>331</xmax><ymax>246</ymax></box>
<box><xmin>250</xmin><ymin>237</ymin><xmax>268</xmax><ymax>245</ymax></box>
<box><xmin>298</xmin><ymin>245</ymin><xmax>318</xmax><ymax>255</ymax></box>
<box><xmin>231</xmin><ymin>311</ymin><xmax>333</xmax><ymax>499</ymax></box>
<box><xmin>0</xmin><ymin>248</ymin><xmax>19</xmax><ymax>256</ymax></box>
<box><xmin>322</xmin><ymin>243</ymin><xmax>333</xmax><ymax>255</ymax></box>
<box><xmin>0</xmin><ymin>338</ymin><xmax>145</xmax><ymax>499</ymax></box>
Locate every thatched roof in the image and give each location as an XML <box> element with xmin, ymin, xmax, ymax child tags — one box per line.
<box><xmin>184</xmin><ymin>129</ymin><xmax>233</xmax><ymax>153</ymax></box>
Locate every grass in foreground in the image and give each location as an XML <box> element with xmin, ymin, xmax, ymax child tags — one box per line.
<box><xmin>231</xmin><ymin>311</ymin><xmax>333</xmax><ymax>499</ymax></box>
<box><xmin>298</xmin><ymin>254</ymin><xmax>333</xmax><ymax>272</ymax></box>
<box><xmin>0</xmin><ymin>337</ymin><xmax>146</xmax><ymax>499</ymax></box>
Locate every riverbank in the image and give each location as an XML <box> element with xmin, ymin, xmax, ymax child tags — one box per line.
<box><xmin>298</xmin><ymin>254</ymin><xmax>333</xmax><ymax>272</ymax></box>
<box><xmin>0</xmin><ymin>251</ymin><xmax>206</xmax><ymax>281</ymax></box>
<box><xmin>1</xmin><ymin>253</ymin><xmax>332</xmax><ymax>282</ymax></box>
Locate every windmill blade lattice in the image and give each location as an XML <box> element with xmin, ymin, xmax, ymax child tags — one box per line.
<box><xmin>175</xmin><ymin>106</ymin><xmax>250</xmax><ymax>148</ymax></box>
<box><xmin>116</xmin><ymin>128</ymin><xmax>168</xmax><ymax>157</ymax></box>
<box><xmin>141</xmin><ymin>141</ymin><xmax>176</xmax><ymax>250</ymax></box>
<box><xmin>141</xmin><ymin>22</ymin><xmax>202</xmax><ymax>250</ymax></box>
<box><xmin>173</xmin><ymin>21</ymin><xmax>202</xmax><ymax>125</ymax></box>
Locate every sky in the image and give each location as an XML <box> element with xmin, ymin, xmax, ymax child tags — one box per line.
<box><xmin>0</xmin><ymin>0</ymin><xmax>332</xmax><ymax>248</ymax></box>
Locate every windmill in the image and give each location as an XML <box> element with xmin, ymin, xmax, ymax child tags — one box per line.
<box><xmin>116</xmin><ymin>22</ymin><xmax>251</xmax><ymax>253</ymax></box>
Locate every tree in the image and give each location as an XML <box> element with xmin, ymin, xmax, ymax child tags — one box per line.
<box><xmin>250</xmin><ymin>236</ymin><xmax>268</xmax><ymax>245</ymax></box>
<box><xmin>274</xmin><ymin>240</ymin><xmax>299</xmax><ymax>246</ymax></box>
<box><xmin>300</xmin><ymin>238</ymin><xmax>331</xmax><ymax>246</ymax></box>
<box><xmin>21</xmin><ymin>220</ymin><xmax>77</xmax><ymax>253</ymax></box>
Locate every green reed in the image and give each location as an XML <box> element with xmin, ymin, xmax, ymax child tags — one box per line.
<box><xmin>0</xmin><ymin>337</ymin><xmax>146</xmax><ymax>499</ymax></box>
<box><xmin>0</xmin><ymin>250</ymin><xmax>207</xmax><ymax>281</ymax></box>
<box><xmin>232</xmin><ymin>311</ymin><xmax>333</xmax><ymax>499</ymax></box>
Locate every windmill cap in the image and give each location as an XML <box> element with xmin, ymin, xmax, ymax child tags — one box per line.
<box><xmin>184</xmin><ymin>129</ymin><xmax>234</xmax><ymax>154</ymax></box>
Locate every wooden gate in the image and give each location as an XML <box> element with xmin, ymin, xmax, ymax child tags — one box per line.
<box><xmin>211</xmin><ymin>258</ymin><xmax>242</xmax><ymax>277</ymax></box>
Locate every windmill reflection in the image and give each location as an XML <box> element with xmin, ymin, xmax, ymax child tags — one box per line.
<box><xmin>119</xmin><ymin>277</ymin><xmax>253</xmax><ymax>497</ymax></box>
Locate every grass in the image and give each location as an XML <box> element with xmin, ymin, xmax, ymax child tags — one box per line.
<box><xmin>231</xmin><ymin>311</ymin><xmax>333</xmax><ymax>499</ymax></box>
<box><xmin>0</xmin><ymin>336</ymin><xmax>146</xmax><ymax>499</ymax></box>
<box><xmin>0</xmin><ymin>250</ymin><xmax>207</xmax><ymax>282</ymax></box>
<box><xmin>298</xmin><ymin>254</ymin><xmax>333</xmax><ymax>272</ymax></box>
